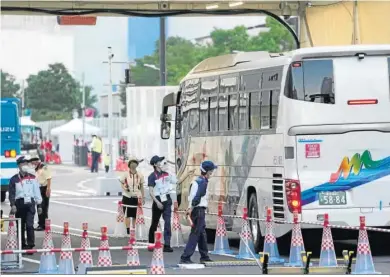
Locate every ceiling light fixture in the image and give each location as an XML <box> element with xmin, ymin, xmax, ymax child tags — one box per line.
<box><xmin>229</xmin><ymin>1</ymin><xmax>244</xmax><ymax>7</ymax></box>
<box><xmin>206</xmin><ymin>4</ymin><xmax>219</xmax><ymax>10</ymax></box>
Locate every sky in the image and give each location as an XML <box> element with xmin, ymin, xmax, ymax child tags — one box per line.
<box><xmin>0</xmin><ymin>15</ymin><xmax>266</xmax><ymax>97</ymax></box>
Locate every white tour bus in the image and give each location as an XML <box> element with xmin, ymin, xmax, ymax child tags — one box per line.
<box><xmin>160</xmin><ymin>45</ymin><xmax>390</xmax><ymax>251</ymax></box>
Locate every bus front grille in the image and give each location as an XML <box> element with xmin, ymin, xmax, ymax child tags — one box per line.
<box><xmin>272</xmin><ymin>175</ymin><xmax>285</xmax><ymax>219</ymax></box>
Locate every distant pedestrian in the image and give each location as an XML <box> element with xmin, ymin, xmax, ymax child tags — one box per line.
<box><xmin>104</xmin><ymin>153</ymin><xmax>110</xmax><ymax>173</ymax></box>
<box><xmin>90</xmin><ymin>135</ymin><xmax>102</xmax><ymax>173</ymax></box>
<box><xmin>8</xmin><ymin>156</ymin><xmax>42</xmax><ymax>251</ymax></box>
<box><xmin>180</xmin><ymin>160</ymin><xmax>216</xmax><ymax>264</ymax></box>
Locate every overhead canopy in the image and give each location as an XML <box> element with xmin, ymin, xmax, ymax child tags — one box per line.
<box><xmin>21</xmin><ymin>116</ymin><xmax>36</xmax><ymax>127</ymax></box>
<box><xmin>50</xmin><ymin>118</ymin><xmax>101</xmax><ymax>136</ymax></box>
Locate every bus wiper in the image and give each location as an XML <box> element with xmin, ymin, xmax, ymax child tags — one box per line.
<box><xmin>306</xmin><ymin>93</ymin><xmax>335</xmax><ymax>104</ymax></box>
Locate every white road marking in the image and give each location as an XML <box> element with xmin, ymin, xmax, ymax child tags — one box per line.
<box><xmin>51</xmin><ymin>197</ymin><xmax>121</xmax><ymax>201</ymax></box>
<box><xmin>52</xmin><ymin>190</ymin><xmax>91</xmax><ymax>197</ymax></box>
<box><xmin>22</xmin><ymin>257</ymin><xmax>41</xmax><ymax>264</ymax></box>
<box><xmin>76</xmin><ymin>178</ymin><xmax>95</xmax><ymax>190</ymax></box>
<box><xmin>50</xmin><ymin>193</ymin><xmax>61</xmax><ymax>197</ymax></box>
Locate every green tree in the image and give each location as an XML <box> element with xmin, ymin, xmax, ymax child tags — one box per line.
<box><xmin>25</xmin><ymin>63</ymin><xmax>84</xmax><ymax>121</ymax></box>
<box><xmin>1</xmin><ymin>71</ymin><xmax>21</xmax><ymax>98</ymax></box>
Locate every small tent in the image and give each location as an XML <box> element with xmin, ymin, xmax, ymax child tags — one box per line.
<box><xmin>21</xmin><ymin>116</ymin><xmax>36</xmax><ymax>126</ymax></box>
<box><xmin>50</xmin><ymin>118</ymin><xmax>101</xmax><ymax>164</ymax></box>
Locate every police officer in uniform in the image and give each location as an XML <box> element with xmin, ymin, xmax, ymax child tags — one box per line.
<box><xmin>29</xmin><ymin>156</ymin><xmax>52</xmax><ymax>231</ymax></box>
<box><xmin>180</xmin><ymin>161</ymin><xmax>216</xmax><ymax>264</ymax></box>
<box><xmin>9</xmin><ymin>156</ymin><xmax>42</xmax><ymax>250</ymax></box>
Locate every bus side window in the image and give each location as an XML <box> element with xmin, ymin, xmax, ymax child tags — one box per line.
<box><xmin>271</xmin><ymin>90</ymin><xmax>280</xmax><ymax>128</ymax></box>
<box><xmin>260</xmin><ymin>91</ymin><xmax>270</xmax><ymax>129</ymax></box>
<box><xmin>238</xmin><ymin>93</ymin><xmax>249</xmax><ymax>130</ymax></box>
<box><xmin>218</xmin><ymin>94</ymin><xmax>228</xmax><ymax>131</ymax></box>
<box><xmin>228</xmin><ymin>93</ymin><xmax>238</xmax><ymax>130</ymax></box>
<box><xmin>250</xmin><ymin>91</ymin><xmax>261</xmax><ymax>130</ymax></box>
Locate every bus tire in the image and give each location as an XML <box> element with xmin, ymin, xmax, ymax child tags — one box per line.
<box><xmin>248</xmin><ymin>192</ymin><xmax>264</xmax><ymax>252</ymax></box>
<box><xmin>206</xmin><ymin>228</ymin><xmax>216</xmax><ymax>244</ymax></box>
<box><xmin>1</xmin><ymin>191</ymin><xmax>6</xmax><ymax>203</ymax></box>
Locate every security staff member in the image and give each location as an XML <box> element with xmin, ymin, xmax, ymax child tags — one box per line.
<box><xmin>148</xmin><ymin>155</ymin><xmax>176</xmax><ymax>253</ymax></box>
<box><xmin>30</xmin><ymin>156</ymin><xmax>52</xmax><ymax>231</ymax></box>
<box><xmin>180</xmin><ymin>161</ymin><xmax>216</xmax><ymax>264</ymax></box>
<box><xmin>9</xmin><ymin>156</ymin><xmax>42</xmax><ymax>250</ymax></box>
<box><xmin>90</xmin><ymin>135</ymin><xmax>102</xmax><ymax>173</ymax></box>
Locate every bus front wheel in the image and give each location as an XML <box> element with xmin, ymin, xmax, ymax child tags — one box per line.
<box><xmin>248</xmin><ymin>192</ymin><xmax>264</xmax><ymax>252</ymax></box>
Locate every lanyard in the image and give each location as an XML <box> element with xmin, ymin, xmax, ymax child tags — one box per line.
<box><xmin>126</xmin><ymin>172</ymin><xmax>138</xmax><ymax>192</ymax></box>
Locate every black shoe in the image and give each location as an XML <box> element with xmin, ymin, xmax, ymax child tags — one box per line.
<box><xmin>163</xmin><ymin>245</ymin><xmax>173</xmax><ymax>253</ymax></box>
<box><xmin>35</xmin><ymin>226</ymin><xmax>44</xmax><ymax>231</ymax></box>
<box><xmin>180</xmin><ymin>259</ymin><xmax>194</xmax><ymax>264</ymax></box>
<box><xmin>200</xmin><ymin>257</ymin><xmax>213</xmax><ymax>264</ymax></box>
<box><xmin>22</xmin><ymin>244</ymin><xmax>29</xmax><ymax>250</ymax></box>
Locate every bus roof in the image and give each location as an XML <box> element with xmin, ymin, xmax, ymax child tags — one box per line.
<box><xmin>181</xmin><ymin>44</ymin><xmax>390</xmax><ymax>83</ymax></box>
<box><xmin>1</xmin><ymin>97</ymin><xmax>20</xmax><ymax>104</ymax></box>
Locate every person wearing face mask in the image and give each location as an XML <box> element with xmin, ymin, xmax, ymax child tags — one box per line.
<box><xmin>29</xmin><ymin>156</ymin><xmax>52</xmax><ymax>231</ymax></box>
<box><xmin>119</xmin><ymin>157</ymin><xmax>145</xmax><ymax>234</ymax></box>
<box><xmin>8</xmin><ymin>156</ymin><xmax>43</xmax><ymax>251</ymax></box>
<box><xmin>179</xmin><ymin>160</ymin><xmax>216</xmax><ymax>264</ymax></box>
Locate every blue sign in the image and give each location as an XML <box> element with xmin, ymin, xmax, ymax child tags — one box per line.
<box><xmin>112</xmin><ymin>85</ymin><xmax>117</xmax><ymax>93</ymax></box>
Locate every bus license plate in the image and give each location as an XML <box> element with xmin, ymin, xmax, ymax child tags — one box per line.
<box><xmin>318</xmin><ymin>191</ymin><xmax>347</xmax><ymax>205</ymax></box>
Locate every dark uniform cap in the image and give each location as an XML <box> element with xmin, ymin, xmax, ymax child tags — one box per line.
<box><xmin>150</xmin><ymin>155</ymin><xmax>164</xmax><ymax>165</ymax></box>
<box><xmin>200</xmin><ymin>161</ymin><xmax>218</xmax><ymax>173</ymax></box>
<box><xmin>16</xmin><ymin>156</ymin><xmax>28</xmax><ymax>165</ymax></box>
<box><xmin>29</xmin><ymin>157</ymin><xmax>40</xmax><ymax>163</ymax></box>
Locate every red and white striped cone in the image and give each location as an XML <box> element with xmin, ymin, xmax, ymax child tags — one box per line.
<box><xmin>114</xmin><ymin>201</ymin><xmax>127</xmax><ymax>237</ymax></box>
<box><xmin>39</xmin><ymin>219</ymin><xmax>58</xmax><ymax>274</ymax></box>
<box><xmin>319</xmin><ymin>214</ymin><xmax>337</xmax><ymax>267</ymax></box>
<box><xmin>236</xmin><ymin>208</ymin><xmax>258</xmax><ymax>259</ymax></box>
<box><xmin>135</xmin><ymin>197</ymin><xmax>148</xmax><ymax>241</ymax></box>
<box><xmin>353</xmin><ymin>216</ymin><xmax>380</xmax><ymax>274</ymax></box>
<box><xmin>262</xmin><ymin>208</ymin><xmax>284</xmax><ymax>264</ymax></box>
<box><xmin>150</xmin><ymin>231</ymin><xmax>165</xmax><ymax>274</ymax></box>
<box><xmin>77</xmin><ymin>223</ymin><xmax>93</xmax><ymax>274</ymax></box>
<box><xmin>58</xmin><ymin>222</ymin><xmax>75</xmax><ymax>274</ymax></box>
<box><xmin>126</xmin><ymin>227</ymin><xmax>140</xmax><ymax>266</ymax></box>
<box><xmin>157</xmin><ymin>222</ymin><xmax>165</xmax><ymax>245</ymax></box>
<box><xmin>2</xmin><ymin>214</ymin><xmax>18</xmax><ymax>264</ymax></box>
<box><xmin>171</xmin><ymin>202</ymin><xmax>185</xmax><ymax>247</ymax></box>
<box><xmin>97</xmin><ymin>226</ymin><xmax>112</xmax><ymax>267</ymax></box>
<box><xmin>285</xmin><ymin>211</ymin><xmax>305</xmax><ymax>267</ymax></box>
<box><xmin>210</xmin><ymin>203</ymin><xmax>233</xmax><ymax>255</ymax></box>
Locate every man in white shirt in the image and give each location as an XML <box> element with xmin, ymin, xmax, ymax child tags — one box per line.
<box><xmin>180</xmin><ymin>161</ymin><xmax>217</xmax><ymax>264</ymax></box>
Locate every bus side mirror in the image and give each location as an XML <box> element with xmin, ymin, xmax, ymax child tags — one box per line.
<box><xmin>161</xmin><ymin>122</ymin><xmax>171</xmax><ymax>140</ymax></box>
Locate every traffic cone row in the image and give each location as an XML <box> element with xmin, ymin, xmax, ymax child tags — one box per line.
<box><xmin>210</xmin><ymin>203</ymin><xmax>233</xmax><ymax>255</ymax></box>
<box><xmin>2</xmin><ymin>214</ymin><xmax>18</xmax><ymax>264</ymax></box>
<box><xmin>114</xmin><ymin>201</ymin><xmax>127</xmax><ymax>237</ymax></box>
<box><xmin>127</xmin><ymin>226</ymin><xmax>140</xmax><ymax>266</ymax></box>
<box><xmin>97</xmin><ymin>226</ymin><xmax>112</xmax><ymax>267</ymax></box>
<box><xmin>77</xmin><ymin>223</ymin><xmax>93</xmax><ymax>274</ymax></box>
<box><xmin>58</xmin><ymin>222</ymin><xmax>75</xmax><ymax>274</ymax></box>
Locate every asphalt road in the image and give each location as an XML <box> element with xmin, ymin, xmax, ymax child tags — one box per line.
<box><xmin>1</xmin><ymin>165</ymin><xmax>389</xmax><ymax>274</ymax></box>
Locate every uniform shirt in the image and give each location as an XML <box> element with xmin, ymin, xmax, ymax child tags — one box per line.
<box><xmin>120</xmin><ymin>171</ymin><xmax>145</xmax><ymax>198</ymax></box>
<box><xmin>188</xmin><ymin>176</ymin><xmax>209</xmax><ymax>208</ymax></box>
<box><xmin>36</xmin><ymin>165</ymin><xmax>52</xmax><ymax>187</ymax></box>
<box><xmin>8</xmin><ymin>173</ymin><xmax>43</xmax><ymax>206</ymax></box>
<box><xmin>91</xmin><ymin>137</ymin><xmax>102</xmax><ymax>153</ymax></box>
<box><xmin>148</xmin><ymin>171</ymin><xmax>177</xmax><ymax>201</ymax></box>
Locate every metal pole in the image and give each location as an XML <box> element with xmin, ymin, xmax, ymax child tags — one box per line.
<box><xmin>108</xmin><ymin>47</ymin><xmax>114</xmax><ymax>174</ymax></box>
<box><xmin>21</xmin><ymin>80</ymin><xmax>25</xmax><ymax>109</ymax></box>
<box><xmin>81</xmin><ymin>73</ymin><xmax>86</xmax><ymax>143</ymax></box>
<box><xmin>159</xmin><ymin>17</ymin><xmax>166</xmax><ymax>86</ymax></box>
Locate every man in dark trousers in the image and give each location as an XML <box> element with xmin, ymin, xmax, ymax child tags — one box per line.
<box><xmin>147</xmin><ymin>155</ymin><xmax>177</xmax><ymax>253</ymax></box>
<box><xmin>29</xmin><ymin>156</ymin><xmax>52</xmax><ymax>231</ymax></box>
<box><xmin>180</xmin><ymin>160</ymin><xmax>216</xmax><ymax>264</ymax></box>
<box><xmin>9</xmin><ymin>156</ymin><xmax>42</xmax><ymax>251</ymax></box>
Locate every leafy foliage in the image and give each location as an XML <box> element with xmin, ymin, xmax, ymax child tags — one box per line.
<box><xmin>1</xmin><ymin>71</ymin><xmax>21</xmax><ymax>99</ymax></box>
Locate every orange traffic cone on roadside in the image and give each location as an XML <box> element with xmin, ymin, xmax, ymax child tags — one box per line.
<box><xmin>127</xmin><ymin>226</ymin><xmax>140</xmax><ymax>266</ymax></box>
<box><xmin>97</xmin><ymin>226</ymin><xmax>112</xmax><ymax>267</ymax></box>
<box><xmin>150</xmin><ymin>231</ymin><xmax>165</xmax><ymax>274</ymax></box>
<box><xmin>58</xmin><ymin>222</ymin><xmax>75</xmax><ymax>274</ymax></box>
<box><xmin>263</xmin><ymin>207</ymin><xmax>284</xmax><ymax>264</ymax></box>
<box><xmin>210</xmin><ymin>203</ymin><xmax>233</xmax><ymax>255</ymax></box>
<box><xmin>2</xmin><ymin>214</ymin><xmax>18</xmax><ymax>265</ymax></box>
<box><xmin>171</xmin><ymin>202</ymin><xmax>185</xmax><ymax>247</ymax></box>
<box><xmin>353</xmin><ymin>216</ymin><xmax>380</xmax><ymax>274</ymax></box>
<box><xmin>285</xmin><ymin>211</ymin><xmax>305</xmax><ymax>267</ymax></box>
<box><xmin>114</xmin><ymin>201</ymin><xmax>127</xmax><ymax>237</ymax></box>
<box><xmin>77</xmin><ymin>223</ymin><xmax>93</xmax><ymax>274</ymax></box>
<box><xmin>39</xmin><ymin>219</ymin><xmax>58</xmax><ymax>274</ymax></box>
<box><xmin>135</xmin><ymin>197</ymin><xmax>148</xmax><ymax>241</ymax></box>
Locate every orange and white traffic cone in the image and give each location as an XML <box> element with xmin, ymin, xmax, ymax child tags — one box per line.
<box><xmin>353</xmin><ymin>216</ymin><xmax>380</xmax><ymax>274</ymax></box>
<box><xmin>319</xmin><ymin>214</ymin><xmax>337</xmax><ymax>267</ymax></box>
<box><xmin>77</xmin><ymin>223</ymin><xmax>93</xmax><ymax>274</ymax></box>
<box><xmin>97</xmin><ymin>226</ymin><xmax>112</xmax><ymax>267</ymax></box>
<box><xmin>39</xmin><ymin>219</ymin><xmax>58</xmax><ymax>274</ymax></box>
<box><xmin>127</xmin><ymin>226</ymin><xmax>140</xmax><ymax>266</ymax></box>
<box><xmin>150</xmin><ymin>231</ymin><xmax>165</xmax><ymax>274</ymax></box>
<box><xmin>135</xmin><ymin>197</ymin><xmax>148</xmax><ymax>242</ymax></box>
<box><xmin>2</xmin><ymin>214</ymin><xmax>18</xmax><ymax>265</ymax></box>
<box><xmin>285</xmin><ymin>211</ymin><xmax>305</xmax><ymax>267</ymax></box>
<box><xmin>58</xmin><ymin>222</ymin><xmax>75</xmax><ymax>274</ymax></box>
<box><xmin>263</xmin><ymin>207</ymin><xmax>284</xmax><ymax>264</ymax></box>
<box><xmin>210</xmin><ymin>203</ymin><xmax>233</xmax><ymax>255</ymax></box>
<box><xmin>171</xmin><ymin>202</ymin><xmax>185</xmax><ymax>247</ymax></box>
<box><xmin>236</xmin><ymin>208</ymin><xmax>258</xmax><ymax>259</ymax></box>
<box><xmin>114</xmin><ymin>201</ymin><xmax>127</xmax><ymax>237</ymax></box>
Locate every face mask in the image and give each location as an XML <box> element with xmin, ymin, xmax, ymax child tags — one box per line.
<box><xmin>20</xmin><ymin>165</ymin><xmax>30</xmax><ymax>173</ymax></box>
